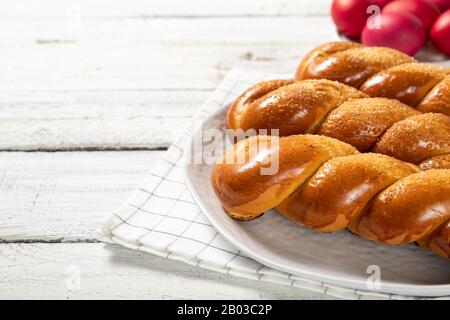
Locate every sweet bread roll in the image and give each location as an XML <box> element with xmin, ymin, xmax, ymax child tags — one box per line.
<box><xmin>227</xmin><ymin>79</ymin><xmax>450</xmax><ymax>166</ymax></box>
<box><xmin>295</xmin><ymin>42</ymin><xmax>413</xmax><ymax>88</ymax></box>
<box><xmin>277</xmin><ymin>153</ymin><xmax>418</xmax><ymax>232</ymax></box>
<box><xmin>211</xmin><ymin>135</ymin><xmax>450</xmax><ymax>258</ymax></box>
<box><xmin>417</xmin><ymin>75</ymin><xmax>450</xmax><ymax>116</ymax></box>
<box><xmin>227</xmin><ymin>79</ymin><xmax>294</xmax><ymax>129</ymax></box>
<box><xmin>372</xmin><ymin>113</ymin><xmax>450</xmax><ymax>164</ymax></box>
<box><xmin>419</xmin><ymin>154</ymin><xmax>450</xmax><ymax>171</ymax></box>
<box><xmin>359</xmin><ymin>63</ymin><xmax>448</xmax><ymax>107</ymax></box>
<box><xmin>418</xmin><ymin>220</ymin><xmax>450</xmax><ymax>258</ymax></box>
<box><xmin>211</xmin><ymin>135</ymin><xmax>358</xmax><ymax>220</ymax></box>
<box><xmin>351</xmin><ymin>169</ymin><xmax>450</xmax><ymax>246</ymax></box>
<box><xmin>316</xmin><ymin>97</ymin><xmax>420</xmax><ymax>152</ymax></box>
<box><xmin>296</xmin><ymin>42</ymin><xmax>450</xmax><ymax>116</ymax></box>
<box><xmin>227</xmin><ymin>80</ymin><xmax>366</xmax><ymax>136</ymax></box>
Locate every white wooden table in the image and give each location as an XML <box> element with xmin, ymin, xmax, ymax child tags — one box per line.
<box><xmin>0</xmin><ymin>0</ymin><xmax>339</xmax><ymax>299</ymax></box>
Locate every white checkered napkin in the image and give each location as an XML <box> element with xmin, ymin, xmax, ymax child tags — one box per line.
<box><xmin>99</xmin><ymin>67</ymin><xmax>448</xmax><ymax>300</ymax></box>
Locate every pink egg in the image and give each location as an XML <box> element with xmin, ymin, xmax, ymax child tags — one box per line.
<box><xmin>430</xmin><ymin>9</ymin><xmax>450</xmax><ymax>55</ymax></box>
<box><xmin>331</xmin><ymin>0</ymin><xmax>373</xmax><ymax>38</ymax></box>
<box><xmin>427</xmin><ymin>0</ymin><xmax>450</xmax><ymax>13</ymax></box>
<box><xmin>383</xmin><ymin>0</ymin><xmax>440</xmax><ymax>29</ymax></box>
<box><xmin>361</xmin><ymin>11</ymin><xmax>427</xmax><ymax>55</ymax></box>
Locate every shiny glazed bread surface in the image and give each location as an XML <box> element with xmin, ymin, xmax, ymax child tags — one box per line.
<box><xmin>295</xmin><ymin>42</ymin><xmax>450</xmax><ymax>116</ymax></box>
<box><xmin>211</xmin><ymin>135</ymin><xmax>450</xmax><ymax>258</ymax></box>
<box><xmin>227</xmin><ymin>79</ymin><xmax>450</xmax><ymax>166</ymax></box>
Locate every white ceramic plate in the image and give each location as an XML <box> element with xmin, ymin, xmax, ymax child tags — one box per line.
<box><xmin>183</xmin><ymin>105</ymin><xmax>450</xmax><ymax>297</ymax></box>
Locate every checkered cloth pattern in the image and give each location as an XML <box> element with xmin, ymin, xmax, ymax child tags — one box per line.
<box><xmin>99</xmin><ymin>67</ymin><xmax>449</xmax><ymax>300</ymax></box>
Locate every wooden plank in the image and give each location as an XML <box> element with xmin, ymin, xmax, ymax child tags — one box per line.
<box><xmin>0</xmin><ymin>16</ymin><xmax>339</xmax><ymax>150</ymax></box>
<box><xmin>0</xmin><ymin>90</ymin><xmax>208</xmax><ymax>150</ymax></box>
<box><xmin>0</xmin><ymin>151</ymin><xmax>164</xmax><ymax>241</ymax></box>
<box><xmin>0</xmin><ymin>10</ymin><xmax>340</xmax><ymax>150</ymax></box>
<box><xmin>0</xmin><ymin>0</ymin><xmax>331</xmax><ymax>18</ymax></box>
<box><xmin>2</xmin><ymin>17</ymin><xmax>335</xmax><ymax>47</ymax></box>
<box><xmin>0</xmin><ymin>243</ymin><xmax>329</xmax><ymax>299</ymax></box>
<box><xmin>0</xmin><ymin>16</ymin><xmax>338</xmax><ymax>149</ymax></box>
<box><xmin>0</xmin><ymin>45</ymin><xmax>308</xmax><ymax>91</ymax></box>
<box><xmin>0</xmin><ymin>0</ymin><xmax>333</xmax><ymax>300</ymax></box>
<box><xmin>0</xmin><ymin>17</ymin><xmax>338</xmax><ymax>91</ymax></box>
<box><xmin>0</xmin><ymin>1</ymin><xmax>334</xmax><ymax>91</ymax></box>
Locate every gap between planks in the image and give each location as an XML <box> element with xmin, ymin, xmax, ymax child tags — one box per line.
<box><xmin>0</xmin><ymin>146</ymin><xmax>169</xmax><ymax>152</ymax></box>
<box><xmin>0</xmin><ymin>238</ymin><xmax>100</xmax><ymax>244</ymax></box>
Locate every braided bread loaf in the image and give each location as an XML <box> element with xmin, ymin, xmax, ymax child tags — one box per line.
<box><xmin>227</xmin><ymin>79</ymin><xmax>450</xmax><ymax>167</ymax></box>
<box><xmin>211</xmin><ymin>135</ymin><xmax>450</xmax><ymax>258</ymax></box>
<box><xmin>295</xmin><ymin>42</ymin><xmax>450</xmax><ymax>116</ymax></box>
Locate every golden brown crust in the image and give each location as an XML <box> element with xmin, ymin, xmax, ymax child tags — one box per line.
<box><xmin>373</xmin><ymin>113</ymin><xmax>450</xmax><ymax>164</ymax></box>
<box><xmin>211</xmin><ymin>135</ymin><xmax>358</xmax><ymax>219</ymax></box>
<box><xmin>417</xmin><ymin>220</ymin><xmax>450</xmax><ymax>259</ymax></box>
<box><xmin>227</xmin><ymin>79</ymin><xmax>294</xmax><ymax>129</ymax></box>
<box><xmin>277</xmin><ymin>153</ymin><xmax>418</xmax><ymax>232</ymax></box>
<box><xmin>295</xmin><ymin>42</ymin><xmax>362</xmax><ymax>83</ymax></box>
<box><xmin>351</xmin><ymin>170</ymin><xmax>450</xmax><ymax>245</ymax></box>
<box><xmin>295</xmin><ymin>42</ymin><xmax>414</xmax><ymax>88</ymax></box>
<box><xmin>227</xmin><ymin>79</ymin><xmax>366</xmax><ymax>136</ymax></box>
<box><xmin>317</xmin><ymin>98</ymin><xmax>420</xmax><ymax>152</ymax></box>
<box><xmin>211</xmin><ymin>135</ymin><xmax>450</xmax><ymax>258</ymax></box>
<box><xmin>212</xmin><ymin>41</ymin><xmax>450</xmax><ymax>258</ymax></box>
<box><xmin>360</xmin><ymin>63</ymin><xmax>448</xmax><ymax>106</ymax></box>
<box><xmin>417</xmin><ymin>75</ymin><xmax>450</xmax><ymax>116</ymax></box>
<box><xmin>296</xmin><ymin>42</ymin><xmax>450</xmax><ymax>110</ymax></box>
<box><xmin>419</xmin><ymin>154</ymin><xmax>450</xmax><ymax>170</ymax></box>
<box><xmin>226</xmin><ymin>79</ymin><xmax>450</xmax><ymax>163</ymax></box>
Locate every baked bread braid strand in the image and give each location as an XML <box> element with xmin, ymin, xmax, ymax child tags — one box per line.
<box><xmin>211</xmin><ymin>135</ymin><xmax>450</xmax><ymax>258</ymax></box>
<box><xmin>295</xmin><ymin>42</ymin><xmax>450</xmax><ymax>116</ymax></box>
<box><xmin>227</xmin><ymin>79</ymin><xmax>450</xmax><ymax>167</ymax></box>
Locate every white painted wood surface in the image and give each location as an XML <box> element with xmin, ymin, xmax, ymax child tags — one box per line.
<box><xmin>0</xmin><ymin>243</ymin><xmax>330</xmax><ymax>299</ymax></box>
<box><xmin>0</xmin><ymin>0</ymin><xmax>332</xmax><ymax>17</ymax></box>
<box><xmin>0</xmin><ymin>90</ymin><xmax>208</xmax><ymax>150</ymax></box>
<box><xmin>0</xmin><ymin>0</ymin><xmax>337</xmax><ymax>150</ymax></box>
<box><xmin>0</xmin><ymin>151</ymin><xmax>163</xmax><ymax>241</ymax></box>
<box><xmin>0</xmin><ymin>0</ymin><xmax>338</xmax><ymax>299</ymax></box>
